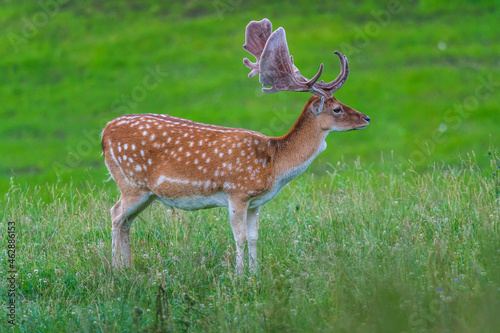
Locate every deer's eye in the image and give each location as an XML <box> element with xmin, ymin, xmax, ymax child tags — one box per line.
<box><xmin>333</xmin><ymin>106</ymin><xmax>342</xmax><ymax>114</ymax></box>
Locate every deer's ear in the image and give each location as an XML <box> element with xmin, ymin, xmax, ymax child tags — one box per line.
<box><xmin>312</xmin><ymin>96</ymin><xmax>325</xmax><ymax>114</ymax></box>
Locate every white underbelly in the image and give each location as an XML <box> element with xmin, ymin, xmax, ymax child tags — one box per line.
<box><xmin>157</xmin><ymin>192</ymin><xmax>228</xmax><ymax>211</ymax></box>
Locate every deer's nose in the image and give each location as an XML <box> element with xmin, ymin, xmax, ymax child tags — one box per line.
<box><xmin>364</xmin><ymin>116</ymin><xmax>370</xmax><ymax>123</ymax></box>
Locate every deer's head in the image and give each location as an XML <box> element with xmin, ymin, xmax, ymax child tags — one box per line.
<box><xmin>308</xmin><ymin>96</ymin><xmax>370</xmax><ymax>132</ymax></box>
<box><xmin>243</xmin><ymin>18</ymin><xmax>370</xmax><ymax>132</ymax></box>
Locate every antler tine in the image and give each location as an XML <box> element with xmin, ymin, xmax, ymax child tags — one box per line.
<box><xmin>314</xmin><ymin>51</ymin><xmax>350</xmax><ymax>95</ymax></box>
<box><xmin>297</xmin><ymin>63</ymin><xmax>324</xmax><ymax>87</ymax></box>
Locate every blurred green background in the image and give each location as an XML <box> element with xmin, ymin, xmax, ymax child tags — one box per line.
<box><xmin>1</xmin><ymin>0</ymin><xmax>499</xmax><ymax>195</ymax></box>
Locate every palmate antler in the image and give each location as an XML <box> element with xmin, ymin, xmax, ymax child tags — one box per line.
<box><xmin>243</xmin><ymin>18</ymin><xmax>349</xmax><ymax>99</ymax></box>
<box><xmin>242</xmin><ymin>18</ymin><xmax>272</xmax><ymax>78</ymax></box>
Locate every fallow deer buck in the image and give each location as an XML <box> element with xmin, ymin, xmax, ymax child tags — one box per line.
<box><xmin>102</xmin><ymin>18</ymin><xmax>370</xmax><ymax>273</ymax></box>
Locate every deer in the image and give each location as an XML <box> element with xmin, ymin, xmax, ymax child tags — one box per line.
<box><xmin>102</xmin><ymin>18</ymin><xmax>370</xmax><ymax>274</ymax></box>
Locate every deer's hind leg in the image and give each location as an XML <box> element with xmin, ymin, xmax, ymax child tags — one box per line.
<box><xmin>111</xmin><ymin>191</ymin><xmax>155</xmax><ymax>267</ymax></box>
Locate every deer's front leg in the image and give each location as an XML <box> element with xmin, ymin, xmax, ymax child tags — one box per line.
<box><xmin>228</xmin><ymin>198</ymin><xmax>249</xmax><ymax>274</ymax></box>
<box><xmin>247</xmin><ymin>206</ymin><xmax>260</xmax><ymax>274</ymax></box>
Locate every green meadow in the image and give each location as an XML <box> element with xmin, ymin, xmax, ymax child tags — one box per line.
<box><xmin>2</xmin><ymin>158</ymin><xmax>500</xmax><ymax>331</ymax></box>
<box><xmin>1</xmin><ymin>0</ymin><xmax>500</xmax><ymax>332</ymax></box>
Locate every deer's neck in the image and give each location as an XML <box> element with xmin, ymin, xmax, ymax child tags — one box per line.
<box><xmin>270</xmin><ymin>108</ymin><xmax>327</xmax><ymax>182</ymax></box>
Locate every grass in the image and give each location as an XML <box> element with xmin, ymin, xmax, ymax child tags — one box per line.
<box><xmin>1</xmin><ymin>153</ymin><xmax>499</xmax><ymax>332</ymax></box>
<box><xmin>1</xmin><ymin>1</ymin><xmax>499</xmax><ymax>194</ymax></box>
